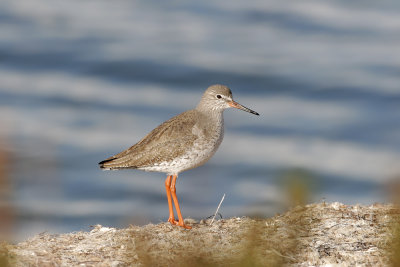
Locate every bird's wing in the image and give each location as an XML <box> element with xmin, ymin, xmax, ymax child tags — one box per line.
<box><xmin>99</xmin><ymin>110</ymin><xmax>199</xmax><ymax>169</ymax></box>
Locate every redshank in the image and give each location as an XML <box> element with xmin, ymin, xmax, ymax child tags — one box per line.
<box><xmin>99</xmin><ymin>84</ymin><xmax>259</xmax><ymax>229</ymax></box>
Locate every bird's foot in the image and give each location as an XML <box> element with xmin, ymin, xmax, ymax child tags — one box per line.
<box><xmin>168</xmin><ymin>217</ymin><xmax>178</xmax><ymax>225</ymax></box>
<box><xmin>167</xmin><ymin>217</ymin><xmax>192</xmax><ymax>229</ymax></box>
<box><xmin>177</xmin><ymin>221</ymin><xmax>192</xmax><ymax>229</ymax></box>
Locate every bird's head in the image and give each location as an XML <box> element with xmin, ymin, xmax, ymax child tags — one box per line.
<box><xmin>197</xmin><ymin>84</ymin><xmax>259</xmax><ymax>115</ymax></box>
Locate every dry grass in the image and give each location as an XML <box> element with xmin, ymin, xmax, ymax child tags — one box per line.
<box><xmin>387</xmin><ymin>205</ymin><xmax>400</xmax><ymax>267</ymax></box>
<box><xmin>3</xmin><ymin>202</ymin><xmax>399</xmax><ymax>266</ymax></box>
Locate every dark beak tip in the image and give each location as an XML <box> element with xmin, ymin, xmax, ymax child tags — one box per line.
<box><xmin>229</xmin><ymin>101</ymin><xmax>259</xmax><ymax>116</ymax></box>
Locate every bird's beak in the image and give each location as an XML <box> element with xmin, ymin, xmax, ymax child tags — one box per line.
<box><xmin>228</xmin><ymin>100</ymin><xmax>259</xmax><ymax>116</ymax></box>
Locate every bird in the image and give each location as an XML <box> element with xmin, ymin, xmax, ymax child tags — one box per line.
<box><xmin>99</xmin><ymin>84</ymin><xmax>259</xmax><ymax>229</ymax></box>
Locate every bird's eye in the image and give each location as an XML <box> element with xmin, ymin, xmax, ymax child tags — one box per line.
<box><xmin>216</xmin><ymin>95</ymin><xmax>222</xmax><ymax>99</ymax></box>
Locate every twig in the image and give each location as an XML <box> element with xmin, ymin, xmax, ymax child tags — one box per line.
<box><xmin>210</xmin><ymin>193</ymin><xmax>225</xmax><ymax>225</ymax></box>
<box><xmin>268</xmin><ymin>248</ymin><xmax>297</xmax><ymax>261</ymax></box>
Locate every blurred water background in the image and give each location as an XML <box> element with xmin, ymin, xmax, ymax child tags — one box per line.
<box><xmin>0</xmin><ymin>0</ymin><xmax>399</xmax><ymax>241</ymax></box>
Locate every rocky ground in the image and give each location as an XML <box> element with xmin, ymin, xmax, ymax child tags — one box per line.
<box><xmin>1</xmin><ymin>202</ymin><xmax>400</xmax><ymax>266</ymax></box>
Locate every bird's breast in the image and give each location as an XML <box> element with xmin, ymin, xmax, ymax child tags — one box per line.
<box><xmin>185</xmin><ymin>117</ymin><xmax>224</xmax><ymax>165</ymax></box>
<box><xmin>192</xmin><ymin>116</ymin><xmax>224</xmax><ymax>149</ymax></box>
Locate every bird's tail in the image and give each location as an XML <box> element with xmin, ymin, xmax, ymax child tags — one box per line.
<box><xmin>98</xmin><ymin>158</ymin><xmax>115</xmax><ymax>170</ymax></box>
<box><xmin>98</xmin><ymin>156</ymin><xmax>136</xmax><ymax>170</ymax></box>
<box><xmin>98</xmin><ymin>157</ymin><xmax>123</xmax><ymax>170</ymax></box>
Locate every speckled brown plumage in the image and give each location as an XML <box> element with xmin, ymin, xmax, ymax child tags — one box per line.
<box><xmin>99</xmin><ymin>109</ymin><xmax>200</xmax><ymax>170</ymax></box>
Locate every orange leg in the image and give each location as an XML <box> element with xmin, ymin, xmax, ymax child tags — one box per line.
<box><xmin>165</xmin><ymin>175</ymin><xmax>178</xmax><ymax>225</ymax></box>
<box><xmin>170</xmin><ymin>174</ymin><xmax>192</xmax><ymax>229</ymax></box>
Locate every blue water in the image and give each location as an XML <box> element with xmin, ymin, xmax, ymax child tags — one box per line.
<box><xmin>1</xmin><ymin>0</ymin><xmax>400</xmax><ymax>241</ymax></box>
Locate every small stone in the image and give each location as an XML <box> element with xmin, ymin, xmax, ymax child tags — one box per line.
<box><xmin>99</xmin><ymin>227</ymin><xmax>116</xmax><ymax>233</ymax></box>
<box><xmin>331</xmin><ymin>202</ymin><xmax>343</xmax><ymax>211</ymax></box>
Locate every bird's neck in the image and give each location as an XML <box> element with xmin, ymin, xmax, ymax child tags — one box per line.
<box><xmin>195</xmin><ymin>105</ymin><xmax>224</xmax><ymax>122</ymax></box>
